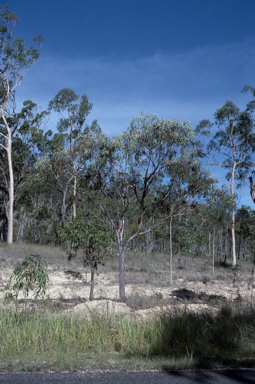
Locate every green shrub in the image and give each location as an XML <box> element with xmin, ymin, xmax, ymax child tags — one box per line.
<box><xmin>4</xmin><ymin>254</ymin><xmax>49</xmax><ymax>301</ymax></box>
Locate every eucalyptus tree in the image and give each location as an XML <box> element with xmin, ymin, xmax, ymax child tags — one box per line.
<box><xmin>0</xmin><ymin>5</ymin><xmax>43</xmax><ymax>243</ymax></box>
<box><xmin>0</xmin><ymin>100</ymin><xmax>49</xmax><ymax>241</ymax></box>
<box><xmin>196</xmin><ymin>99</ymin><xmax>255</xmax><ymax>267</ymax></box>
<box><xmin>243</xmin><ymin>85</ymin><xmax>255</xmax><ymax>205</ymax></box>
<box><xmin>48</xmin><ymin>88</ymin><xmax>93</xmax><ymax>219</ymax></box>
<box><xmin>58</xmin><ymin>207</ymin><xmax>115</xmax><ymax>301</ymax></box>
<box><xmin>73</xmin><ymin>113</ymin><xmax>219</xmax><ymax>301</ymax></box>
<box><xmin>235</xmin><ymin>205</ymin><xmax>255</xmax><ymax>260</ymax></box>
<box><xmin>17</xmin><ymin>166</ymin><xmax>66</xmax><ymax>244</ymax></box>
<box><xmin>36</xmin><ymin>143</ymin><xmax>74</xmax><ymax>228</ymax></box>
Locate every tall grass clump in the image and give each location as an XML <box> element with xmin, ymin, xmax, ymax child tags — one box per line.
<box><xmin>1</xmin><ymin>301</ymin><xmax>255</xmax><ymax>371</ymax></box>
<box><xmin>0</xmin><ymin>306</ymin><xmax>160</xmax><ymax>370</ymax></box>
<box><xmin>149</xmin><ymin>303</ymin><xmax>255</xmax><ymax>367</ymax></box>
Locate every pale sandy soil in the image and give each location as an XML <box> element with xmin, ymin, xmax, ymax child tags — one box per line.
<box><xmin>0</xmin><ymin>262</ymin><xmax>254</xmax><ymax>319</ymax></box>
<box><xmin>0</xmin><ymin>243</ymin><xmax>254</xmax><ymax>319</ymax></box>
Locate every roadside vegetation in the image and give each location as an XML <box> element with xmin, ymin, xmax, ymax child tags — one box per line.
<box><xmin>1</xmin><ymin>243</ymin><xmax>255</xmax><ymax>372</ymax></box>
<box><xmin>1</xmin><ymin>5</ymin><xmax>255</xmax><ymax>372</ymax></box>
<box><xmin>1</xmin><ymin>294</ymin><xmax>255</xmax><ymax>372</ymax></box>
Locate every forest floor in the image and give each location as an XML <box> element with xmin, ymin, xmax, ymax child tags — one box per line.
<box><xmin>0</xmin><ymin>242</ymin><xmax>254</xmax><ymax>317</ymax></box>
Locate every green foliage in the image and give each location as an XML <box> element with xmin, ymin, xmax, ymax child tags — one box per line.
<box><xmin>35</xmin><ymin>205</ymin><xmax>50</xmax><ymax>220</ymax></box>
<box><xmin>78</xmin><ymin>113</ymin><xmax>218</xmax><ymax>238</ymax></box>
<box><xmin>48</xmin><ymin>88</ymin><xmax>92</xmax><ymax>132</ymax></box>
<box><xmin>48</xmin><ymin>88</ymin><xmax>100</xmax><ymax>150</ymax></box>
<box><xmin>0</xmin><ymin>6</ymin><xmax>45</xmax><ymax>243</ymax></box>
<box><xmin>242</xmin><ymin>85</ymin><xmax>255</xmax><ymax>112</ymax></box>
<box><xmin>0</xmin><ymin>101</ymin><xmax>49</xmax><ymax>168</ymax></box>
<box><xmin>197</xmin><ymin>97</ymin><xmax>255</xmax><ymax>188</ymax></box>
<box><xmin>4</xmin><ymin>254</ymin><xmax>49</xmax><ymax>301</ymax></box>
<box><xmin>0</xmin><ymin>5</ymin><xmax>43</xmax><ymax>100</ymax></box>
<box><xmin>58</xmin><ymin>212</ymin><xmax>115</xmax><ymax>269</ymax></box>
<box><xmin>196</xmin><ymin>91</ymin><xmax>255</xmax><ymax>266</ymax></box>
<box><xmin>236</xmin><ymin>205</ymin><xmax>255</xmax><ymax>256</ymax></box>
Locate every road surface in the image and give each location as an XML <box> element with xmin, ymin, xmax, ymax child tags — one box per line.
<box><xmin>0</xmin><ymin>370</ymin><xmax>255</xmax><ymax>383</ymax></box>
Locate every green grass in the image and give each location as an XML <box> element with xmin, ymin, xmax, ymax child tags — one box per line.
<box><xmin>1</xmin><ymin>301</ymin><xmax>255</xmax><ymax>372</ymax></box>
<box><xmin>1</xmin><ymin>243</ymin><xmax>255</xmax><ymax>371</ymax></box>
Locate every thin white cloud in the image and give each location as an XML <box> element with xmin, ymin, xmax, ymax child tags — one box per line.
<box><xmin>16</xmin><ymin>37</ymin><xmax>255</xmax><ymax>126</ymax></box>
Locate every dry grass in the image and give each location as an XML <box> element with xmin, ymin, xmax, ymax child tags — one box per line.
<box><xmin>1</xmin><ymin>243</ymin><xmax>255</xmax><ymax>371</ymax></box>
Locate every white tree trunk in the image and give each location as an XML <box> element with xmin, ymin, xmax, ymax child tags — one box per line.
<box><xmin>73</xmin><ymin>171</ymin><xmax>77</xmax><ymax>218</ymax></box>
<box><xmin>231</xmin><ymin>163</ymin><xmax>237</xmax><ymax>267</ymax></box>
<box><xmin>7</xmin><ymin>131</ymin><xmax>14</xmax><ymax>244</ymax></box>
<box><xmin>212</xmin><ymin>227</ymin><xmax>215</xmax><ymax>275</ymax></box>
<box><xmin>169</xmin><ymin>217</ymin><xmax>173</xmax><ymax>285</ymax></box>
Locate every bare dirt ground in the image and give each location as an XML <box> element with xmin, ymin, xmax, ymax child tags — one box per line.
<box><xmin>0</xmin><ymin>243</ymin><xmax>254</xmax><ymax>319</ymax></box>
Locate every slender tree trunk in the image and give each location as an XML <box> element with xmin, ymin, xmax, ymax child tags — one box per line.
<box><xmin>238</xmin><ymin>234</ymin><xmax>241</xmax><ymax>260</ymax></box>
<box><xmin>209</xmin><ymin>231</ymin><xmax>211</xmax><ymax>259</ymax></box>
<box><xmin>231</xmin><ymin>210</ymin><xmax>236</xmax><ymax>267</ymax></box>
<box><xmin>16</xmin><ymin>207</ymin><xmax>22</xmax><ymax>243</ymax></box>
<box><xmin>61</xmin><ymin>190</ymin><xmax>67</xmax><ymax>227</ymax></box>
<box><xmin>17</xmin><ymin>207</ymin><xmax>26</xmax><ymax>243</ymax></box>
<box><xmin>146</xmin><ymin>231</ymin><xmax>149</xmax><ymax>257</ymax></box>
<box><xmin>224</xmin><ymin>221</ymin><xmax>228</xmax><ymax>263</ymax></box>
<box><xmin>89</xmin><ymin>263</ymin><xmax>95</xmax><ymax>301</ymax></box>
<box><xmin>1</xmin><ymin>108</ymin><xmax>14</xmax><ymax>244</ymax></box>
<box><xmin>231</xmin><ymin>163</ymin><xmax>237</xmax><ymax>267</ymax></box>
<box><xmin>169</xmin><ymin>217</ymin><xmax>173</xmax><ymax>285</ymax></box>
<box><xmin>73</xmin><ymin>171</ymin><xmax>77</xmax><ymax>218</ymax></box>
<box><xmin>212</xmin><ymin>227</ymin><xmax>215</xmax><ymax>275</ymax></box>
<box><xmin>1</xmin><ymin>105</ymin><xmax>14</xmax><ymax>244</ymax></box>
<box><xmin>118</xmin><ymin>244</ymin><xmax>126</xmax><ymax>302</ymax></box>
<box><xmin>219</xmin><ymin>228</ymin><xmax>223</xmax><ymax>262</ymax></box>
<box><xmin>7</xmin><ymin>144</ymin><xmax>14</xmax><ymax>244</ymax></box>
<box><xmin>117</xmin><ymin>217</ymin><xmax>127</xmax><ymax>302</ymax></box>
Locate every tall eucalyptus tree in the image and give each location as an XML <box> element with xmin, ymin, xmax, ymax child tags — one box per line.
<box><xmin>196</xmin><ymin>98</ymin><xmax>255</xmax><ymax>267</ymax></box>
<box><xmin>0</xmin><ymin>100</ymin><xmax>49</xmax><ymax>241</ymax></box>
<box><xmin>48</xmin><ymin>88</ymin><xmax>93</xmax><ymax>219</ymax></box>
<box><xmin>0</xmin><ymin>5</ymin><xmax>43</xmax><ymax>243</ymax></box>
<box><xmin>73</xmin><ymin>113</ymin><xmax>219</xmax><ymax>301</ymax></box>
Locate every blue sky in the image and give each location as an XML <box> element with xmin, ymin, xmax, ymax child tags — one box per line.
<box><xmin>5</xmin><ymin>0</ymin><xmax>255</xmax><ymax>208</ymax></box>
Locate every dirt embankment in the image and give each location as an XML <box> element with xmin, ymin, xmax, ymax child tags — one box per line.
<box><xmin>1</xmin><ymin>255</ymin><xmax>254</xmax><ymax>319</ymax></box>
